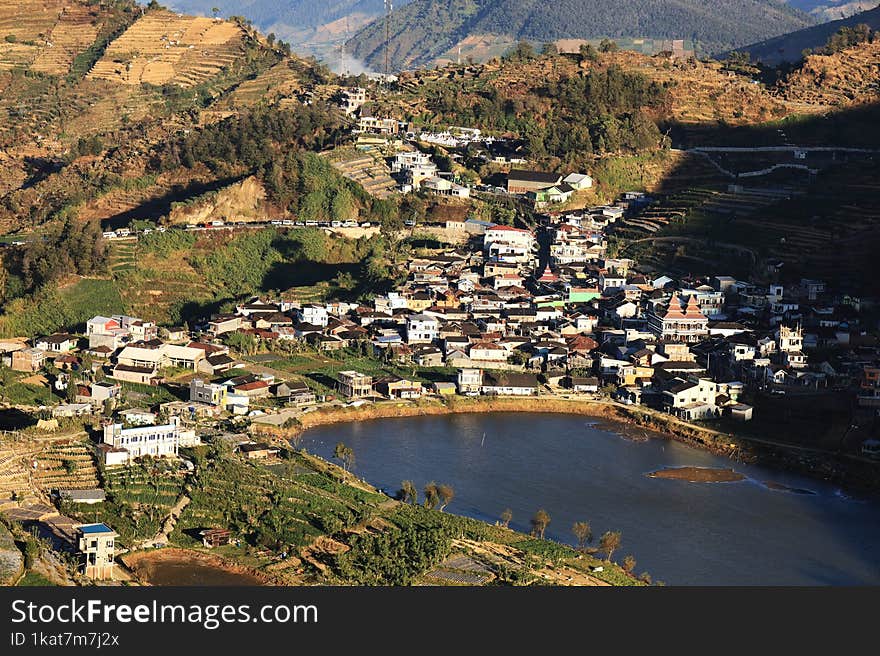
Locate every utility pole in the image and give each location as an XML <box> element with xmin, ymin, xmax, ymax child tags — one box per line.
<box><xmin>384</xmin><ymin>0</ymin><xmax>393</xmax><ymax>82</ymax></box>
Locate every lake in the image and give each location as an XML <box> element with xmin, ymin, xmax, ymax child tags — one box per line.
<box><xmin>301</xmin><ymin>413</ymin><xmax>880</xmax><ymax>585</ymax></box>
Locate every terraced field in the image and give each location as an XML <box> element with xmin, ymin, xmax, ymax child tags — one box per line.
<box><xmin>173</xmin><ymin>452</ymin><xmax>387</xmax><ymax>552</ymax></box>
<box><xmin>63</xmin><ymin>460</ymin><xmax>188</xmax><ymax>546</ymax></box>
<box><xmin>32</xmin><ymin>440</ymin><xmax>99</xmax><ymax>494</ymax></box>
<box><xmin>87</xmin><ymin>11</ymin><xmax>246</xmax><ymax>88</ymax></box>
<box><xmin>324</xmin><ymin>146</ymin><xmax>397</xmax><ymax>200</ymax></box>
<box><xmin>0</xmin><ymin>0</ymin><xmax>89</xmax><ymax>71</ymax></box>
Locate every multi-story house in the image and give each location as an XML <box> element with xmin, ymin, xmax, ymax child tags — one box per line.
<box><xmin>647</xmin><ymin>293</ymin><xmax>709</xmax><ymax>343</ymax></box>
<box><xmin>337</xmin><ymin>371</ymin><xmax>373</xmax><ymax>398</ymax></box>
<box><xmin>406</xmin><ymin>314</ymin><xmax>440</xmax><ymax>344</ymax></box>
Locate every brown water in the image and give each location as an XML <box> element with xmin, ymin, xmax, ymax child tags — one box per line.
<box><xmin>133</xmin><ymin>553</ymin><xmax>263</xmax><ymax>586</ymax></box>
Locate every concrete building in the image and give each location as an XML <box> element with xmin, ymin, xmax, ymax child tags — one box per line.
<box><xmin>406</xmin><ymin>314</ymin><xmax>440</xmax><ymax>344</ymax></box>
<box><xmin>101</xmin><ymin>416</ymin><xmax>181</xmax><ymax>464</ymax></box>
<box><xmin>457</xmin><ymin>368</ymin><xmax>483</xmax><ymax>395</ymax></box>
<box><xmin>76</xmin><ymin>523</ymin><xmax>117</xmax><ymax>580</ymax></box>
<box><xmin>337</xmin><ymin>371</ymin><xmax>373</xmax><ymax>398</ymax></box>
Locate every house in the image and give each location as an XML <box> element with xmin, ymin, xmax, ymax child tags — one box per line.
<box><xmin>566</xmin><ymin>376</ymin><xmax>600</xmax><ymax>393</ymax></box>
<box><xmin>233</xmin><ymin>379</ymin><xmax>270</xmax><ymax>399</ymax></box>
<box><xmin>433</xmin><ymin>382</ymin><xmax>457</xmax><ymax>396</ymax></box>
<box><xmin>338</xmin><ymin>371</ymin><xmax>373</xmax><ymax>398</ymax></box>
<box><xmin>562</xmin><ymin>173</ymin><xmax>593</xmax><ymax>190</ymax></box>
<box><xmin>727</xmin><ymin>403</ymin><xmax>754</xmax><ymax>422</ymax></box>
<box><xmin>239</xmin><ymin>442</ymin><xmax>280</xmax><ymax>459</ymax></box>
<box><xmin>208</xmin><ymin>314</ymin><xmax>242</xmax><ymax>336</ymax></box>
<box><xmin>507</xmin><ymin>170</ymin><xmax>562</xmax><ymax>194</ymax></box>
<box><xmin>421</xmin><ymin>176</ymin><xmax>470</xmax><ymax>198</ymax></box>
<box><xmin>60</xmin><ymin>489</ymin><xmax>106</xmax><ymax>504</ymax></box>
<box><xmin>200</xmin><ymin>528</ymin><xmax>233</xmax><ymax>548</ymax></box>
<box><xmin>35</xmin><ymin>333</ymin><xmax>76</xmax><ymax>353</ymax></box>
<box><xmin>406</xmin><ymin>314</ymin><xmax>440</xmax><ymax>344</ymax></box>
<box><xmin>111</xmin><ymin>363</ymin><xmax>158</xmax><ymax>385</ymax></box>
<box><xmin>296</xmin><ymin>304</ymin><xmax>329</xmax><ymax>328</ymax></box>
<box><xmin>375</xmin><ymin>376</ymin><xmax>423</xmax><ymax>399</ymax></box>
<box><xmin>101</xmin><ymin>416</ymin><xmax>181</xmax><ymax>464</ymax></box>
<box><xmin>648</xmin><ymin>293</ymin><xmax>709</xmax><ymax>343</ymax></box>
<box><xmin>75</xmin><ymin>523</ymin><xmax>117</xmax><ymax>580</ymax></box>
<box><xmin>662</xmin><ymin>378</ymin><xmax>721</xmax><ymax>420</ymax></box>
<box><xmin>469</xmin><ymin>341</ymin><xmax>508</xmax><ymax>363</ymax></box>
<box><xmin>274</xmin><ymin>380</ymin><xmax>316</xmax><ymax>406</ymax></box>
<box><xmin>457</xmin><ymin>368</ymin><xmax>483</xmax><ymax>395</ymax></box>
<box><xmin>412</xmin><ymin>344</ymin><xmax>444</xmax><ymax>367</ymax></box>
<box><xmin>77</xmin><ymin>381</ymin><xmax>120</xmax><ymax>409</ymax></box>
<box><xmin>198</xmin><ymin>353</ymin><xmax>237</xmax><ymax>375</ymax></box>
<box><xmin>11</xmin><ymin>348</ymin><xmax>45</xmax><ymax>372</ymax></box>
<box><xmin>481</xmin><ymin>371</ymin><xmax>539</xmax><ymax>396</ymax></box>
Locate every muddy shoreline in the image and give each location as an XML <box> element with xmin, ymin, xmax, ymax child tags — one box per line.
<box><xmin>122</xmin><ymin>548</ymin><xmax>273</xmax><ymax>586</ymax></box>
<box><xmin>270</xmin><ymin>397</ymin><xmax>879</xmax><ymax>493</ymax></box>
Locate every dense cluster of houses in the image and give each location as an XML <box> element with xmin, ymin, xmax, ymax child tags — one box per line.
<box><xmin>5</xmin><ymin>187</ymin><xmax>880</xmax><ymax>458</ymax></box>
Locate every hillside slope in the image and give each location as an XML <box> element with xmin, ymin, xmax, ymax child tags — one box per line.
<box><xmin>348</xmin><ymin>0</ymin><xmax>815</xmax><ymax>71</ymax></box>
<box><xmin>779</xmin><ymin>37</ymin><xmax>880</xmax><ymax>105</ymax></box>
<box><xmin>741</xmin><ymin>3</ymin><xmax>880</xmax><ymax>63</ymax></box>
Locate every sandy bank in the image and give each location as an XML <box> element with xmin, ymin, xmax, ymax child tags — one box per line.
<box><xmin>647</xmin><ymin>466</ymin><xmax>746</xmax><ymax>483</ymax></box>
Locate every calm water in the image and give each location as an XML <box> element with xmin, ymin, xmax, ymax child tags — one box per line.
<box><xmin>301</xmin><ymin>413</ymin><xmax>880</xmax><ymax>585</ymax></box>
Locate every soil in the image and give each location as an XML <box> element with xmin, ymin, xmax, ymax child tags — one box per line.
<box><xmin>122</xmin><ymin>548</ymin><xmax>274</xmax><ymax>586</ymax></box>
<box><xmin>647</xmin><ymin>466</ymin><xmax>746</xmax><ymax>483</ymax></box>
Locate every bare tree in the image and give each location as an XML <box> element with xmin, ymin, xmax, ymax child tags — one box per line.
<box><xmin>423</xmin><ymin>482</ymin><xmax>439</xmax><ymax>509</ymax></box>
<box><xmin>572</xmin><ymin>521</ymin><xmax>592</xmax><ymax>550</ymax></box>
<box><xmin>530</xmin><ymin>509</ymin><xmax>551</xmax><ymax>539</ymax></box>
<box><xmin>599</xmin><ymin>531</ymin><xmax>622</xmax><ymax>562</ymax></box>
<box><xmin>437</xmin><ymin>484</ymin><xmax>454</xmax><ymax>511</ymax></box>
<box><xmin>500</xmin><ymin>508</ymin><xmax>513</xmax><ymax>528</ymax></box>
<box><xmin>623</xmin><ymin>555</ymin><xmax>637</xmax><ymax>574</ymax></box>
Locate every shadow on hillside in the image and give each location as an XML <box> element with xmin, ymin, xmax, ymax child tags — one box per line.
<box><xmin>22</xmin><ymin>157</ymin><xmax>65</xmax><ymax>190</ymax></box>
<box><xmin>262</xmin><ymin>261</ymin><xmax>362</xmax><ymax>292</ymax></box>
<box><xmin>101</xmin><ymin>175</ymin><xmax>243</xmax><ymax>230</ymax></box>
<box><xmin>620</xmin><ymin>100</ymin><xmax>880</xmax><ymax>294</ymax></box>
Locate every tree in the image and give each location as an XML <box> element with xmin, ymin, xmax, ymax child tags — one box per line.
<box><xmin>598</xmin><ymin>38</ymin><xmax>619</xmax><ymax>53</ymax></box>
<box><xmin>62</xmin><ymin>459</ymin><xmax>76</xmax><ymax>475</ymax></box>
<box><xmin>500</xmin><ymin>508</ymin><xmax>512</xmax><ymax>528</ymax></box>
<box><xmin>399</xmin><ymin>480</ymin><xmax>417</xmax><ymax>504</ymax></box>
<box><xmin>572</xmin><ymin>521</ymin><xmax>592</xmax><ymax>550</ymax></box>
<box><xmin>437</xmin><ymin>484</ymin><xmax>454</xmax><ymax>511</ymax></box>
<box><xmin>333</xmin><ymin>442</ymin><xmax>355</xmax><ymax>472</ymax></box>
<box><xmin>423</xmin><ymin>481</ymin><xmax>439</xmax><ymax>509</ymax></box>
<box><xmin>530</xmin><ymin>509</ymin><xmax>551</xmax><ymax>539</ymax></box>
<box><xmin>542</xmin><ymin>42</ymin><xmax>558</xmax><ymax>56</ymax></box>
<box><xmin>65</xmin><ymin>376</ymin><xmax>78</xmax><ymax>402</ymax></box>
<box><xmin>599</xmin><ymin>531</ymin><xmax>622</xmax><ymax>562</ymax></box>
<box><xmin>579</xmin><ymin>43</ymin><xmax>599</xmax><ymax>62</ymax></box>
<box><xmin>623</xmin><ymin>555</ymin><xmax>637</xmax><ymax>574</ymax></box>
<box><xmin>331</xmin><ymin>188</ymin><xmax>357</xmax><ymax>222</ymax></box>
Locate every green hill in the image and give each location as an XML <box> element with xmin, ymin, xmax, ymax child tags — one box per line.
<box><xmin>347</xmin><ymin>0</ymin><xmax>816</xmax><ymax>70</ymax></box>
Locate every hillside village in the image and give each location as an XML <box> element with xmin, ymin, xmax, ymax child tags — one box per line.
<box><xmin>2</xmin><ymin>180</ymin><xmax>879</xmax><ymax>466</ymax></box>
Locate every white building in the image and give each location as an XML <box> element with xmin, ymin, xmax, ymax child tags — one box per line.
<box><xmin>406</xmin><ymin>314</ymin><xmax>440</xmax><ymax>344</ymax></box>
<box><xmin>101</xmin><ymin>416</ymin><xmax>181</xmax><ymax>464</ymax></box>
<box><xmin>483</xmin><ymin>225</ymin><xmax>535</xmax><ymax>265</ymax></box>
<box><xmin>296</xmin><ymin>304</ymin><xmax>329</xmax><ymax>328</ymax></box>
